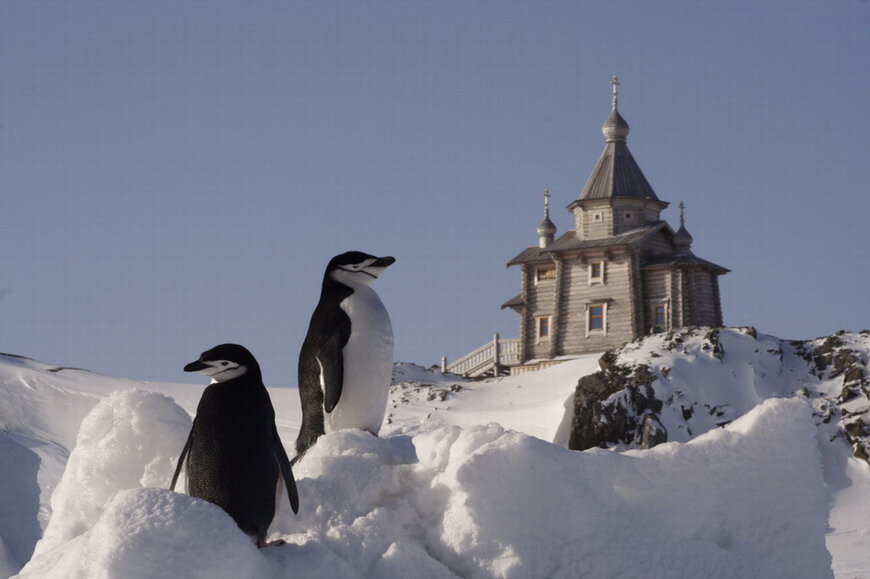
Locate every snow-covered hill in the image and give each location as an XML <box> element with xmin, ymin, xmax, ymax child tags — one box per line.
<box><xmin>1</xmin><ymin>328</ymin><xmax>868</xmax><ymax>578</ymax></box>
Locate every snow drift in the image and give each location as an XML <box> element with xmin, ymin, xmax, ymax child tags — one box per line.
<box><xmin>19</xmin><ymin>391</ymin><xmax>831</xmax><ymax>578</ymax></box>
<box><xmin>2</xmin><ymin>328</ymin><xmax>868</xmax><ymax>577</ymax></box>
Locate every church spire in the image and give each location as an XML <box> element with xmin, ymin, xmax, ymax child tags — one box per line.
<box><xmin>537</xmin><ymin>189</ymin><xmax>557</xmax><ymax>248</ymax></box>
<box><xmin>576</xmin><ymin>76</ymin><xmax>657</xmax><ymax>203</ymax></box>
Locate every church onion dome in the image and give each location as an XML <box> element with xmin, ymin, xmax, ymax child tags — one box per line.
<box><xmin>673</xmin><ymin>202</ymin><xmax>694</xmax><ymax>255</ymax></box>
<box><xmin>602</xmin><ymin>109</ymin><xmax>629</xmax><ymax>143</ymax></box>
<box><xmin>673</xmin><ymin>224</ymin><xmax>693</xmax><ymax>253</ymax></box>
<box><xmin>537</xmin><ymin>215</ymin><xmax>556</xmax><ymax>237</ymax></box>
<box><xmin>537</xmin><ymin>190</ymin><xmax>557</xmax><ymax>248</ymax></box>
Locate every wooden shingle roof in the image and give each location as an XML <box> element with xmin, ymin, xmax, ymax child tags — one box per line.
<box><xmin>642</xmin><ymin>253</ymin><xmax>730</xmax><ymax>274</ymax></box>
<box><xmin>577</xmin><ymin>140</ymin><xmax>659</xmax><ymax>201</ymax></box>
<box><xmin>507</xmin><ymin>223</ymin><xmax>667</xmax><ymax>266</ymax></box>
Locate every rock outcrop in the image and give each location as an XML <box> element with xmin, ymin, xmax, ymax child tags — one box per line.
<box><xmin>568</xmin><ymin>327</ymin><xmax>870</xmax><ymax>465</ymax></box>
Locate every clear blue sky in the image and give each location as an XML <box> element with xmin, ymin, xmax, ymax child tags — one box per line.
<box><xmin>1</xmin><ymin>1</ymin><xmax>867</xmax><ymax>385</ymax></box>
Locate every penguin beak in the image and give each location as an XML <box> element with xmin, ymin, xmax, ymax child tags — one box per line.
<box><xmin>184</xmin><ymin>360</ymin><xmax>208</xmax><ymax>372</ymax></box>
<box><xmin>360</xmin><ymin>256</ymin><xmax>395</xmax><ymax>280</ymax></box>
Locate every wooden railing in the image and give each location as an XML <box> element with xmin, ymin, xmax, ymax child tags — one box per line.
<box><xmin>443</xmin><ymin>334</ymin><xmax>521</xmax><ymax>378</ymax></box>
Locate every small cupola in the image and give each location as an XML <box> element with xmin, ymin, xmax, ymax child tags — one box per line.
<box><xmin>537</xmin><ymin>189</ymin><xmax>557</xmax><ymax>248</ymax></box>
<box><xmin>673</xmin><ymin>202</ymin><xmax>694</xmax><ymax>255</ymax></box>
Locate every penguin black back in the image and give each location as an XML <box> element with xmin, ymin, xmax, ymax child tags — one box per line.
<box><xmin>171</xmin><ymin>344</ymin><xmax>298</xmax><ymax>546</ymax></box>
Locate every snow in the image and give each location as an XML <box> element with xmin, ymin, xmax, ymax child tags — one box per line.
<box><xmin>384</xmin><ymin>355</ymin><xmax>602</xmax><ymax>444</ymax></box>
<box><xmin>1</xmin><ymin>329</ymin><xmax>868</xmax><ymax>577</ymax></box>
<box><xmin>32</xmin><ymin>390</ymin><xmax>191</xmax><ymax>558</ymax></box>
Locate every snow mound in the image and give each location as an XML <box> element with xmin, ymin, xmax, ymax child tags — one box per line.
<box><xmin>22</xmin><ymin>395</ymin><xmax>820</xmax><ymax>579</ymax></box>
<box><xmin>27</xmin><ymin>389</ymin><xmax>191</xmax><ymax>561</ymax></box>
<box><xmin>413</xmin><ymin>398</ymin><xmax>830</xmax><ymax>578</ymax></box>
<box><xmin>9</xmin><ymin>356</ymin><xmax>837</xmax><ymax>577</ymax></box>
<box><xmin>19</xmin><ymin>488</ymin><xmax>271</xmax><ymax>579</ymax></box>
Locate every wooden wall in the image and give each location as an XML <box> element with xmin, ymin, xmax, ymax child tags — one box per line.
<box><xmin>687</xmin><ymin>269</ymin><xmax>721</xmax><ymax>326</ymax></box>
<box><xmin>556</xmin><ymin>250</ymin><xmax>635</xmax><ymax>354</ymax></box>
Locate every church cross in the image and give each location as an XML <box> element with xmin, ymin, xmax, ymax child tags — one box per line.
<box><xmin>678</xmin><ymin>202</ymin><xmax>686</xmax><ymax>228</ymax></box>
<box><xmin>543</xmin><ymin>189</ymin><xmax>551</xmax><ymax>218</ymax></box>
<box><xmin>610</xmin><ymin>75</ymin><xmax>620</xmax><ymax>111</ymax></box>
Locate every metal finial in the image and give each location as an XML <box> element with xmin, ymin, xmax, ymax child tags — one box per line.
<box><xmin>678</xmin><ymin>201</ymin><xmax>686</xmax><ymax>228</ymax></box>
<box><xmin>543</xmin><ymin>189</ymin><xmax>551</xmax><ymax>218</ymax></box>
<box><xmin>610</xmin><ymin>75</ymin><xmax>620</xmax><ymax>111</ymax></box>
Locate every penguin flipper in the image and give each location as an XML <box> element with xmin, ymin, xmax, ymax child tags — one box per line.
<box><xmin>320</xmin><ymin>332</ymin><xmax>344</xmax><ymax>414</ymax></box>
<box><xmin>170</xmin><ymin>424</ymin><xmax>194</xmax><ymax>492</ymax></box>
<box><xmin>272</xmin><ymin>425</ymin><xmax>299</xmax><ymax>514</ymax></box>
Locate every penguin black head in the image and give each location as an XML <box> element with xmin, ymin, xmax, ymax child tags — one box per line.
<box><xmin>326</xmin><ymin>251</ymin><xmax>395</xmax><ymax>288</ymax></box>
<box><xmin>184</xmin><ymin>343</ymin><xmax>261</xmax><ymax>383</ymax></box>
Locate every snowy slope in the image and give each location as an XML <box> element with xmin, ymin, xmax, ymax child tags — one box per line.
<box><xmin>1</xmin><ymin>328</ymin><xmax>868</xmax><ymax>578</ymax></box>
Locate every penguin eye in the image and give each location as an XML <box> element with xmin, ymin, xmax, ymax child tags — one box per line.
<box><xmin>221</xmin><ymin>361</ymin><xmax>229</xmax><ymax>366</ymax></box>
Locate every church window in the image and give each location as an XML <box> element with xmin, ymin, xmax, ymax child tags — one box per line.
<box><xmin>589</xmin><ymin>261</ymin><xmax>605</xmax><ymax>284</ymax></box>
<box><xmin>652</xmin><ymin>304</ymin><xmax>667</xmax><ymax>331</ymax></box>
<box><xmin>537</xmin><ymin>316</ymin><xmax>551</xmax><ymax>340</ymax></box>
<box><xmin>625</xmin><ymin>212</ymin><xmax>633</xmax><ymax>220</ymax></box>
<box><xmin>588</xmin><ymin>304</ymin><xmax>606</xmax><ymax>333</ymax></box>
<box><xmin>535</xmin><ymin>265</ymin><xmax>556</xmax><ymax>283</ymax></box>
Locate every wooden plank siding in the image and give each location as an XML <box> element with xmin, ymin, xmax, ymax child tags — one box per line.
<box><xmin>712</xmin><ymin>275</ymin><xmax>724</xmax><ymax>326</ymax></box>
<box><xmin>642</xmin><ymin>266</ymin><xmax>671</xmax><ymax>332</ymax></box>
<box><xmin>550</xmin><ymin>256</ymin><xmax>565</xmax><ymax>359</ymax></box>
<box><xmin>688</xmin><ymin>269</ymin><xmax>721</xmax><ymax>326</ymax></box>
<box><xmin>628</xmin><ymin>250</ymin><xmax>644</xmax><ymax>339</ymax></box>
<box><xmin>612</xmin><ymin>199</ymin><xmax>651</xmax><ymax>236</ymax></box>
<box><xmin>522</xmin><ymin>261</ymin><xmax>558</xmax><ymax>361</ymax></box>
<box><xmin>556</xmin><ymin>250</ymin><xmax>635</xmax><ymax>354</ymax></box>
<box><xmin>518</xmin><ymin>264</ymin><xmax>531</xmax><ymax>362</ymax></box>
<box><xmin>575</xmin><ymin>200</ymin><xmax>613</xmax><ymax>240</ymax></box>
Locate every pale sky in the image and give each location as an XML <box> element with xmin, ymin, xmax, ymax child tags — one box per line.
<box><xmin>1</xmin><ymin>1</ymin><xmax>868</xmax><ymax>384</ymax></box>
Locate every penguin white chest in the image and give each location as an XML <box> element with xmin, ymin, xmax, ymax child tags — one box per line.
<box><xmin>325</xmin><ymin>285</ymin><xmax>393</xmax><ymax>433</ymax></box>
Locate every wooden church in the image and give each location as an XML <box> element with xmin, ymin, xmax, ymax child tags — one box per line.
<box><xmin>447</xmin><ymin>77</ymin><xmax>728</xmax><ymax>377</ymax></box>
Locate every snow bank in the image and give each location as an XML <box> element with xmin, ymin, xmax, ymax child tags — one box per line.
<box><xmin>15</xmin><ymin>375</ymin><xmax>833</xmax><ymax>578</ymax></box>
<box><xmin>25</xmin><ymin>389</ymin><xmax>191</xmax><ymax>562</ymax></box>
<box><xmin>409</xmin><ymin>398</ymin><xmax>831</xmax><ymax>578</ymax></box>
<box><xmin>19</xmin><ymin>489</ymin><xmax>271</xmax><ymax>579</ymax></box>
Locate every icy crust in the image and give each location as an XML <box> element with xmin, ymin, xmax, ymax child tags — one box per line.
<box><xmin>20</xmin><ymin>392</ymin><xmax>832</xmax><ymax>578</ymax></box>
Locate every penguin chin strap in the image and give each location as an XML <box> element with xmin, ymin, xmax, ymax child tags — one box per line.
<box><xmin>206</xmin><ymin>364</ymin><xmax>248</xmax><ymax>383</ymax></box>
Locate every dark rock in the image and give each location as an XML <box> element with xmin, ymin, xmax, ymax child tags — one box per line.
<box><xmin>569</xmin><ymin>354</ymin><xmax>663</xmax><ymax>451</ymax></box>
<box><xmin>704</xmin><ymin>328</ymin><xmax>725</xmax><ymax>359</ymax></box>
<box><xmin>640</xmin><ymin>413</ymin><xmax>668</xmax><ymax>449</ymax></box>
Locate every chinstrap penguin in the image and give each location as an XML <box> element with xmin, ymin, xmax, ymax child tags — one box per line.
<box><xmin>171</xmin><ymin>343</ymin><xmax>299</xmax><ymax>547</ymax></box>
<box><xmin>294</xmin><ymin>251</ymin><xmax>395</xmax><ymax>462</ymax></box>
